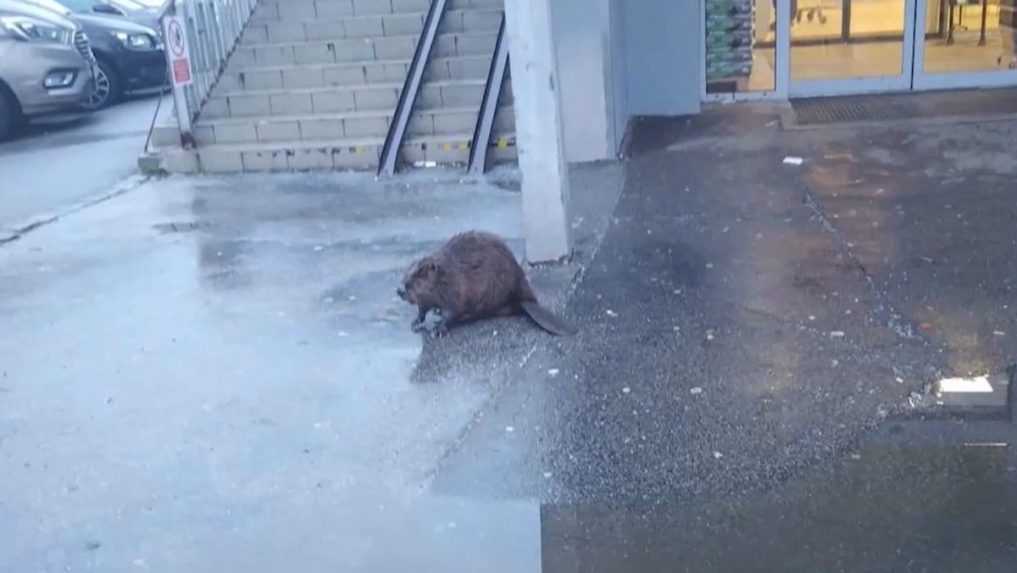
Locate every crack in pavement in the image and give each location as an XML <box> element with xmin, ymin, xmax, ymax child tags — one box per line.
<box><xmin>0</xmin><ymin>175</ymin><xmax>149</xmax><ymax>247</ymax></box>
<box><xmin>800</xmin><ymin>183</ymin><xmax>927</xmax><ymax>343</ymax></box>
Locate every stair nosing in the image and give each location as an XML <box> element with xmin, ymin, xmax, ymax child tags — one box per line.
<box><xmin>237</xmin><ymin>31</ymin><xmax>497</xmax><ymax>50</ymax></box>
<box><xmin>225</xmin><ymin>54</ymin><xmax>492</xmax><ymax>74</ymax></box>
<box><xmin>212</xmin><ymin>79</ymin><xmax>487</xmax><ymax>99</ymax></box>
<box><xmin>248</xmin><ymin>7</ymin><xmax>502</xmax><ymax>24</ymax></box>
<box><xmin>197</xmin><ymin>106</ymin><xmax>503</xmax><ymax>126</ymax></box>
<box><xmin>193</xmin><ymin>132</ymin><xmax>515</xmax><ymax>153</ymax></box>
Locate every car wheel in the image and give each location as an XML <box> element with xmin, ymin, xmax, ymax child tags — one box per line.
<box><xmin>0</xmin><ymin>88</ymin><xmax>22</xmax><ymax>142</ymax></box>
<box><xmin>83</xmin><ymin>60</ymin><xmax>121</xmax><ymax>111</ymax></box>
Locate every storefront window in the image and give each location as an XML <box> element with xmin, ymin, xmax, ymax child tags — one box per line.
<box><xmin>705</xmin><ymin>0</ymin><xmax>777</xmax><ymax>93</ymax></box>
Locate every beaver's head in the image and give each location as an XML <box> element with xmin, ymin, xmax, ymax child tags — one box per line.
<box><xmin>397</xmin><ymin>256</ymin><xmax>441</xmax><ymax>306</ymax></box>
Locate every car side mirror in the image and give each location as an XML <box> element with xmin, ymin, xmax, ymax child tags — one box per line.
<box><xmin>93</xmin><ymin>4</ymin><xmax>125</xmax><ymax>16</ymax></box>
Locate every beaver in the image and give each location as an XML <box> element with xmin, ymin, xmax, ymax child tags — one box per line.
<box><xmin>397</xmin><ymin>231</ymin><xmax>576</xmax><ymax>337</ymax></box>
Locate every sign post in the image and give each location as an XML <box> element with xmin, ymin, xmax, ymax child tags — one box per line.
<box><xmin>162</xmin><ymin>10</ymin><xmax>195</xmax><ymax>147</ymax></box>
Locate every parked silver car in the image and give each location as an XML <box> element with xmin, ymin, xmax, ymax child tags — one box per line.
<box><xmin>0</xmin><ymin>0</ymin><xmax>94</xmax><ymax>141</ymax></box>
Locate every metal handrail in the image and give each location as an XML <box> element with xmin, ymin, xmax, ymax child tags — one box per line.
<box><xmin>161</xmin><ymin>0</ymin><xmax>258</xmax><ymax>147</ymax></box>
<box><xmin>468</xmin><ymin>14</ymin><xmax>509</xmax><ymax>175</ymax></box>
<box><xmin>378</xmin><ymin>0</ymin><xmax>449</xmax><ymax>176</ymax></box>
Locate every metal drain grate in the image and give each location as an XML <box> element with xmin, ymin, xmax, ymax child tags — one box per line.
<box><xmin>792</xmin><ymin>88</ymin><xmax>1017</xmax><ymax>126</ymax></box>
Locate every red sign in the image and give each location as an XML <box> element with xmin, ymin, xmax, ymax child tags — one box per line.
<box><xmin>163</xmin><ymin>16</ymin><xmax>192</xmax><ymax>87</ymax></box>
<box><xmin>172</xmin><ymin>58</ymin><xmax>191</xmax><ymax>84</ymax></box>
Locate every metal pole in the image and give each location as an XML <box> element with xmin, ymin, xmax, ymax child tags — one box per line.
<box><xmin>468</xmin><ymin>14</ymin><xmax>509</xmax><ymax>176</ymax></box>
<box><xmin>841</xmin><ymin>0</ymin><xmax>851</xmax><ymax>42</ymax></box>
<box><xmin>162</xmin><ymin>0</ymin><xmax>195</xmax><ymax>148</ymax></box>
<box><xmin>979</xmin><ymin>0</ymin><xmax>988</xmax><ymax>45</ymax></box>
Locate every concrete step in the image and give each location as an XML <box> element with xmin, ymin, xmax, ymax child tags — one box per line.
<box><xmin>243</xmin><ymin>9</ymin><xmax>502</xmax><ymax>45</ymax></box>
<box><xmin>252</xmin><ymin>0</ymin><xmax>503</xmax><ymax>22</ymax></box>
<box><xmin>230</xmin><ymin>32</ymin><xmax>497</xmax><ymax>68</ymax></box>
<box><xmin>206</xmin><ymin>79</ymin><xmax>498</xmax><ymax>118</ymax></box>
<box><xmin>159</xmin><ymin>132</ymin><xmax>517</xmax><ymax>173</ymax></box>
<box><xmin>219</xmin><ymin>55</ymin><xmax>493</xmax><ymax>91</ymax></box>
<box><xmin>171</xmin><ymin>106</ymin><xmax>515</xmax><ymax>146</ymax></box>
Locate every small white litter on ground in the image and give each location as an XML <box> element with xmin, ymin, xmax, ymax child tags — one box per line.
<box><xmin>505</xmin><ymin>426</ymin><xmax>515</xmax><ymax>433</ymax></box>
<box><xmin>605</xmin><ymin>309</ymin><xmax>618</xmax><ymax>317</ymax></box>
<box><xmin>937</xmin><ymin>375</ymin><xmax>994</xmax><ymax>394</ymax></box>
<box><xmin>830</xmin><ymin>331</ymin><xmax>845</xmax><ymax>338</ymax></box>
<box><xmin>783</xmin><ymin>156</ymin><xmax>804</xmax><ymax>166</ymax></box>
<box><xmin>548</xmin><ymin>368</ymin><xmax>560</xmax><ymax>377</ymax></box>
<box><xmin>690</xmin><ymin>387</ymin><xmax>703</xmax><ymax>395</ymax></box>
<box><xmin>713</xmin><ymin>451</ymin><xmax>724</xmax><ymax>459</ymax></box>
<box><xmin>622</xmin><ymin>386</ymin><xmax>631</xmax><ymax>394</ymax></box>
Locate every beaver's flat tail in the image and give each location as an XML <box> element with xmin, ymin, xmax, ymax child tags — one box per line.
<box><xmin>520</xmin><ymin>301</ymin><xmax>577</xmax><ymax>336</ymax></box>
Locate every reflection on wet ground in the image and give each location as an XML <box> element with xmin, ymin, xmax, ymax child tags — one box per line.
<box><xmin>542</xmin><ymin>416</ymin><xmax>1017</xmax><ymax>573</ymax></box>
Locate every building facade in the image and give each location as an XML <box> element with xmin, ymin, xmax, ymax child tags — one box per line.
<box><xmin>554</xmin><ymin>0</ymin><xmax>1017</xmax><ymax>163</ymax></box>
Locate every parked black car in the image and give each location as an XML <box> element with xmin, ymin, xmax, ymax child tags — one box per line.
<box><xmin>19</xmin><ymin>0</ymin><xmax>165</xmax><ymax>109</ymax></box>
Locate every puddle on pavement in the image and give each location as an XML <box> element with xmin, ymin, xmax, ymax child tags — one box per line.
<box><xmin>538</xmin><ymin>417</ymin><xmax>1017</xmax><ymax>573</ymax></box>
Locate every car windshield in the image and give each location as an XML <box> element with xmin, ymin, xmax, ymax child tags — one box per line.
<box><xmin>110</xmin><ymin>0</ymin><xmax>146</xmax><ymax>10</ymax></box>
<box><xmin>54</xmin><ymin>0</ymin><xmax>95</xmax><ymax>12</ymax></box>
<box><xmin>16</xmin><ymin>0</ymin><xmax>73</xmax><ymax>16</ymax></box>
<box><xmin>122</xmin><ymin>0</ymin><xmax>163</xmax><ymax>8</ymax></box>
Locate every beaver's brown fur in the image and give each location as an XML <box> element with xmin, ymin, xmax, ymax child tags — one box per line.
<box><xmin>397</xmin><ymin>231</ymin><xmax>576</xmax><ymax>337</ymax></box>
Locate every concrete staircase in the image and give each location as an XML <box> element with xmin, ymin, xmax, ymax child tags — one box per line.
<box><xmin>151</xmin><ymin>0</ymin><xmax>516</xmax><ymax>173</ymax></box>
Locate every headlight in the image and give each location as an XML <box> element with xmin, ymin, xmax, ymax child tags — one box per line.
<box><xmin>0</xmin><ymin>16</ymin><xmax>73</xmax><ymax>44</ymax></box>
<box><xmin>44</xmin><ymin>70</ymin><xmax>77</xmax><ymax>89</ymax></box>
<box><xmin>112</xmin><ymin>30</ymin><xmax>157</xmax><ymax>50</ymax></box>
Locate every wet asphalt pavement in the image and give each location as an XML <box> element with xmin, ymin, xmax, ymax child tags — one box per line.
<box><xmin>1</xmin><ymin>97</ymin><xmax>1016</xmax><ymax>571</ymax></box>
<box><xmin>0</xmin><ymin>95</ymin><xmax>163</xmax><ymax>235</ymax></box>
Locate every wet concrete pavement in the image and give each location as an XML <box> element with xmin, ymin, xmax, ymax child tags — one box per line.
<box><xmin>438</xmin><ymin>110</ymin><xmax>1015</xmax><ymax>502</ymax></box>
<box><xmin>541</xmin><ymin>421</ymin><xmax>1017</xmax><ymax>573</ymax></box>
<box><xmin>0</xmin><ymin>95</ymin><xmax>163</xmax><ymax>236</ymax></box>
<box><xmin>0</xmin><ymin>167</ymin><xmax>616</xmax><ymax>572</ymax></box>
<box><xmin>1</xmin><ymin>101</ymin><xmax>1016</xmax><ymax>571</ymax></box>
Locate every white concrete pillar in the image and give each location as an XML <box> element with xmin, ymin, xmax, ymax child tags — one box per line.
<box><xmin>504</xmin><ymin>0</ymin><xmax>572</xmax><ymax>263</ymax></box>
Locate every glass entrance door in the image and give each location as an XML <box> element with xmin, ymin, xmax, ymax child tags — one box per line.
<box><xmin>788</xmin><ymin>0</ymin><xmax>918</xmax><ymax>96</ymax></box>
<box><xmin>914</xmin><ymin>0</ymin><xmax>1017</xmax><ymax>89</ymax></box>
<box><xmin>702</xmin><ymin>0</ymin><xmax>1017</xmax><ymax>101</ymax></box>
